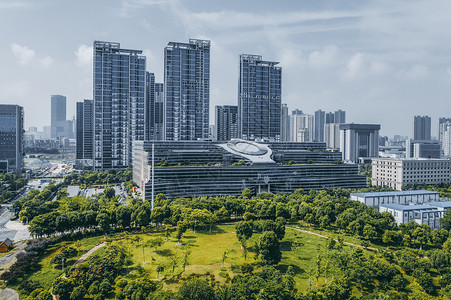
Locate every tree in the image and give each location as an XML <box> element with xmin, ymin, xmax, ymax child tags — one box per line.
<box><xmin>274</xmin><ymin>217</ymin><xmax>286</xmax><ymax>240</ymax></box>
<box><xmin>442</xmin><ymin>210</ymin><xmax>451</xmax><ymax>230</ymax></box>
<box><xmin>235</xmin><ymin>221</ymin><xmax>253</xmax><ymax>248</ymax></box>
<box><xmin>412</xmin><ymin>225</ymin><xmax>431</xmax><ymax>250</ymax></box>
<box><xmin>156</xmin><ymin>264</ymin><xmax>164</xmax><ymax>280</ymax></box>
<box><xmin>96</xmin><ymin>212</ymin><xmax>110</xmax><ymax>234</ymax></box>
<box><xmin>259</xmin><ymin>231</ymin><xmax>282</xmax><ymax>265</ymax></box>
<box><xmin>52</xmin><ymin>277</ymin><xmax>74</xmax><ymax>300</ymax></box>
<box><xmin>242</xmin><ymin>188</ymin><xmax>252</xmax><ymax>199</ymax></box>
<box><xmin>70</xmin><ymin>286</ymin><xmax>86</xmax><ymax>300</ymax></box>
<box><xmin>179</xmin><ymin>279</ymin><xmax>215</xmax><ymax>300</ymax></box>
<box><xmin>103</xmin><ymin>187</ymin><xmax>115</xmax><ymax>199</ymax></box>
<box><xmin>116</xmin><ymin>206</ymin><xmax>131</xmax><ymax>228</ymax></box>
<box><xmin>176</xmin><ymin>221</ymin><xmax>187</xmax><ymax>244</ymax></box>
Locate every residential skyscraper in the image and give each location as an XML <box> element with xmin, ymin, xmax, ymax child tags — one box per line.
<box><xmin>443</xmin><ymin>123</ymin><xmax>451</xmax><ymax>157</ymax></box>
<box><xmin>339</xmin><ymin>124</ymin><xmax>380</xmax><ymax>163</ymax></box>
<box><xmin>238</xmin><ymin>54</ymin><xmax>282</xmax><ymax>141</ymax></box>
<box><xmin>280</xmin><ymin>103</ymin><xmax>290</xmax><ymax>142</ymax></box>
<box><xmin>154</xmin><ymin>83</ymin><xmax>164</xmax><ymax>140</ymax></box>
<box><xmin>325</xmin><ymin>112</ymin><xmax>334</xmax><ymax>124</ymax></box>
<box><xmin>314</xmin><ymin>109</ymin><xmax>326</xmax><ymax>142</ymax></box>
<box><xmin>439</xmin><ymin>117</ymin><xmax>451</xmax><ymax>144</ymax></box>
<box><xmin>146</xmin><ymin>72</ymin><xmax>155</xmax><ymax>140</ymax></box>
<box><xmin>164</xmin><ymin>39</ymin><xmax>210</xmax><ymax>141</ymax></box>
<box><xmin>334</xmin><ymin>109</ymin><xmax>346</xmax><ymax>123</ymax></box>
<box><xmin>289</xmin><ymin>113</ymin><xmax>314</xmax><ymax>142</ymax></box>
<box><xmin>93</xmin><ymin>41</ymin><xmax>146</xmax><ymax>169</ymax></box>
<box><xmin>413</xmin><ymin>115</ymin><xmax>431</xmax><ymax>140</ymax></box>
<box><xmin>215</xmin><ymin>105</ymin><xmax>238</xmax><ymax>141</ymax></box>
<box><xmin>76</xmin><ymin>100</ymin><xmax>94</xmax><ymax>169</ymax></box>
<box><xmin>0</xmin><ymin>104</ymin><xmax>24</xmax><ymax>172</ymax></box>
<box><xmin>324</xmin><ymin>123</ymin><xmax>340</xmax><ymax>149</ymax></box>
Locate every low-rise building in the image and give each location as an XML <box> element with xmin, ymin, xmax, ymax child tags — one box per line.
<box><xmin>379</xmin><ymin>203</ymin><xmax>443</xmax><ymax>229</ymax></box>
<box><xmin>372</xmin><ymin>158</ymin><xmax>451</xmax><ymax>190</ymax></box>
<box><xmin>350</xmin><ymin>190</ymin><xmax>440</xmax><ymax>209</ymax></box>
<box><xmin>134</xmin><ymin>139</ymin><xmax>367</xmax><ymax>199</ymax></box>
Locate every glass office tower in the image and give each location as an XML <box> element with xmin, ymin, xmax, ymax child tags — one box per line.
<box><xmin>93</xmin><ymin>41</ymin><xmax>146</xmax><ymax>169</ymax></box>
<box><xmin>0</xmin><ymin>104</ymin><xmax>24</xmax><ymax>172</ymax></box>
<box><xmin>164</xmin><ymin>39</ymin><xmax>210</xmax><ymax>141</ymax></box>
<box><xmin>238</xmin><ymin>54</ymin><xmax>282</xmax><ymax>141</ymax></box>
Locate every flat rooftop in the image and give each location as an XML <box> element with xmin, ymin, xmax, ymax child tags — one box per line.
<box><xmin>380</xmin><ymin>203</ymin><xmax>438</xmax><ymax>211</ymax></box>
<box><xmin>351</xmin><ymin>190</ymin><xmax>438</xmax><ymax>198</ymax></box>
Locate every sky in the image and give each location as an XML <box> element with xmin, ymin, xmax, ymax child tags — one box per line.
<box><xmin>0</xmin><ymin>0</ymin><xmax>450</xmax><ymax>138</ymax></box>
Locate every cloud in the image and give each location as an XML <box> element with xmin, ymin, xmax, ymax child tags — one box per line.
<box><xmin>397</xmin><ymin>65</ymin><xmax>428</xmax><ymax>80</ymax></box>
<box><xmin>10</xmin><ymin>43</ymin><xmax>35</xmax><ymax>65</ymax></box>
<box><xmin>343</xmin><ymin>53</ymin><xmax>364</xmax><ymax>79</ymax></box>
<box><xmin>308</xmin><ymin>45</ymin><xmax>338</xmax><ymax>69</ymax></box>
<box><xmin>39</xmin><ymin>56</ymin><xmax>54</xmax><ymax>68</ymax></box>
<box><xmin>75</xmin><ymin>45</ymin><xmax>93</xmax><ymax>67</ymax></box>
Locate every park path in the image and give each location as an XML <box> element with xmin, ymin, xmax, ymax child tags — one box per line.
<box><xmin>293</xmin><ymin>227</ymin><xmax>378</xmax><ymax>251</ymax></box>
<box><xmin>72</xmin><ymin>242</ymin><xmax>106</xmax><ymax>266</ymax></box>
<box><xmin>0</xmin><ymin>288</ymin><xmax>19</xmax><ymax>300</ymax></box>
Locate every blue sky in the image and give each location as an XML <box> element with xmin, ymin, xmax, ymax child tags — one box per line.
<box><xmin>1</xmin><ymin>0</ymin><xmax>451</xmax><ymax>137</ymax></box>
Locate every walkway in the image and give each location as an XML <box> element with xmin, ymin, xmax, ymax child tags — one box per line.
<box><xmin>72</xmin><ymin>242</ymin><xmax>106</xmax><ymax>266</ymax></box>
<box><xmin>293</xmin><ymin>227</ymin><xmax>378</xmax><ymax>251</ymax></box>
<box><xmin>0</xmin><ymin>288</ymin><xmax>19</xmax><ymax>300</ymax></box>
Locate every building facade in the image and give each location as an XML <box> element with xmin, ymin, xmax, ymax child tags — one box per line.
<box><xmin>164</xmin><ymin>39</ymin><xmax>210</xmax><ymax>141</ymax></box>
<box><xmin>351</xmin><ymin>190</ymin><xmax>440</xmax><ymax>209</ymax></box>
<box><xmin>324</xmin><ymin>123</ymin><xmax>341</xmax><ymax>149</ymax></box>
<box><xmin>93</xmin><ymin>41</ymin><xmax>146</xmax><ymax>169</ymax></box>
<box><xmin>76</xmin><ymin>99</ymin><xmax>93</xmax><ymax>169</ymax></box>
<box><xmin>443</xmin><ymin>123</ymin><xmax>451</xmax><ymax>157</ymax></box>
<box><xmin>406</xmin><ymin>139</ymin><xmax>441</xmax><ymax>159</ymax></box>
<box><xmin>339</xmin><ymin>124</ymin><xmax>380</xmax><ymax>163</ymax></box>
<box><xmin>215</xmin><ymin>105</ymin><xmax>238</xmax><ymax>141</ymax></box>
<box><xmin>133</xmin><ymin>140</ymin><xmax>366</xmax><ymax>199</ymax></box>
<box><xmin>372</xmin><ymin>158</ymin><xmax>451</xmax><ymax>190</ymax></box>
<box><xmin>50</xmin><ymin>95</ymin><xmax>73</xmax><ymax>139</ymax></box>
<box><xmin>334</xmin><ymin>109</ymin><xmax>346</xmax><ymax>124</ymax></box>
<box><xmin>289</xmin><ymin>113</ymin><xmax>313</xmax><ymax>142</ymax></box>
<box><xmin>413</xmin><ymin>115</ymin><xmax>431</xmax><ymax>140</ymax></box>
<box><xmin>238</xmin><ymin>54</ymin><xmax>282</xmax><ymax>141</ymax></box>
<box><xmin>281</xmin><ymin>103</ymin><xmax>290</xmax><ymax>142</ymax></box>
<box><xmin>0</xmin><ymin>104</ymin><xmax>24</xmax><ymax>172</ymax></box>
<box><xmin>314</xmin><ymin>110</ymin><xmax>325</xmax><ymax>142</ymax></box>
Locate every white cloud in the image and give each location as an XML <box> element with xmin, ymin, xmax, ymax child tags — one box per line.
<box><xmin>308</xmin><ymin>45</ymin><xmax>338</xmax><ymax>69</ymax></box>
<box><xmin>370</xmin><ymin>61</ymin><xmax>389</xmax><ymax>75</ymax></box>
<box><xmin>39</xmin><ymin>56</ymin><xmax>54</xmax><ymax>68</ymax></box>
<box><xmin>10</xmin><ymin>43</ymin><xmax>35</xmax><ymax>65</ymax></box>
<box><xmin>343</xmin><ymin>53</ymin><xmax>364</xmax><ymax>79</ymax></box>
<box><xmin>75</xmin><ymin>45</ymin><xmax>93</xmax><ymax>67</ymax></box>
<box><xmin>397</xmin><ymin>65</ymin><xmax>428</xmax><ymax>80</ymax></box>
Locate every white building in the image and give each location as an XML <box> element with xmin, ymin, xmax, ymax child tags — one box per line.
<box><xmin>339</xmin><ymin>124</ymin><xmax>380</xmax><ymax>163</ymax></box>
<box><xmin>379</xmin><ymin>203</ymin><xmax>443</xmax><ymax>229</ymax></box>
<box><xmin>372</xmin><ymin>158</ymin><xmax>451</xmax><ymax>190</ymax></box>
<box><xmin>350</xmin><ymin>190</ymin><xmax>440</xmax><ymax>209</ymax></box>
<box><xmin>290</xmin><ymin>114</ymin><xmax>313</xmax><ymax>142</ymax></box>
<box><xmin>324</xmin><ymin>123</ymin><xmax>340</xmax><ymax>149</ymax></box>
<box><xmin>442</xmin><ymin>122</ymin><xmax>451</xmax><ymax>157</ymax></box>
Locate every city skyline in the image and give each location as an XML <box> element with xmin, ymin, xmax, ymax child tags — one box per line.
<box><xmin>1</xmin><ymin>0</ymin><xmax>451</xmax><ymax>137</ymax></box>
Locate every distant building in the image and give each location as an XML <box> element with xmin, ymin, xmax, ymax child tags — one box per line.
<box><xmin>50</xmin><ymin>95</ymin><xmax>73</xmax><ymax>139</ymax></box>
<box><xmin>324</xmin><ymin>123</ymin><xmax>340</xmax><ymax>149</ymax></box>
<box><xmin>238</xmin><ymin>54</ymin><xmax>282</xmax><ymax>141</ymax></box>
<box><xmin>406</xmin><ymin>139</ymin><xmax>441</xmax><ymax>159</ymax></box>
<box><xmin>372</xmin><ymin>158</ymin><xmax>451</xmax><ymax>190</ymax></box>
<box><xmin>93</xmin><ymin>41</ymin><xmax>146</xmax><ymax>169</ymax></box>
<box><xmin>164</xmin><ymin>39</ymin><xmax>210</xmax><ymax>141</ymax></box>
<box><xmin>76</xmin><ymin>99</ymin><xmax>93</xmax><ymax>170</ymax></box>
<box><xmin>413</xmin><ymin>115</ymin><xmax>431</xmax><ymax>140</ymax></box>
<box><xmin>0</xmin><ymin>104</ymin><xmax>24</xmax><ymax>172</ymax></box>
<box><xmin>314</xmin><ymin>110</ymin><xmax>326</xmax><ymax>142</ymax></box>
<box><xmin>439</xmin><ymin>117</ymin><xmax>451</xmax><ymax>144</ymax></box>
<box><xmin>280</xmin><ymin>104</ymin><xmax>290</xmax><ymax>142</ymax></box>
<box><xmin>154</xmin><ymin>83</ymin><xmax>164</xmax><ymax>141</ymax></box>
<box><xmin>146</xmin><ymin>72</ymin><xmax>156</xmax><ymax>140</ymax></box>
<box><xmin>290</xmin><ymin>113</ymin><xmax>313</xmax><ymax>142</ymax></box>
<box><xmin>215</xmin><ymin>105</ymin><xmax>238</xmax><ymax>141</ymax></box>
<box><xmin>0</xmin><ymin>238</ymin><xmax>13</xmax><ymax>252</ymax></box>
<box><xmin>339</xmin><ymin>124</ymin><xmax>380</xmax><ymax>163</ymax></box>
<box><xmin>351</xmin><ymin>190</ymin><xmax>440</xmax><ymax>209</ymax></box>
<box><xmin>443</xmin><ymin>123</ymin><xmax>451</xmax><ymax>157</ymax></box>
<box><xmin>334</xmin><ymin>109</ymin><xmax>346</xmax><ymax>124</ymax></box>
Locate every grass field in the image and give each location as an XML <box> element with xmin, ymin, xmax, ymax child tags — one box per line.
<box><xmin>16</xmin><ymin>223</ymin><xmax>382</xmax><ymax>297</ymax></box>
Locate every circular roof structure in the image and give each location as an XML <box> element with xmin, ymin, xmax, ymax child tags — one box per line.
<box><xmin>227</xmin><ymin>140</ymin><xmax>268</xmax><ymax>156</ymax></box>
